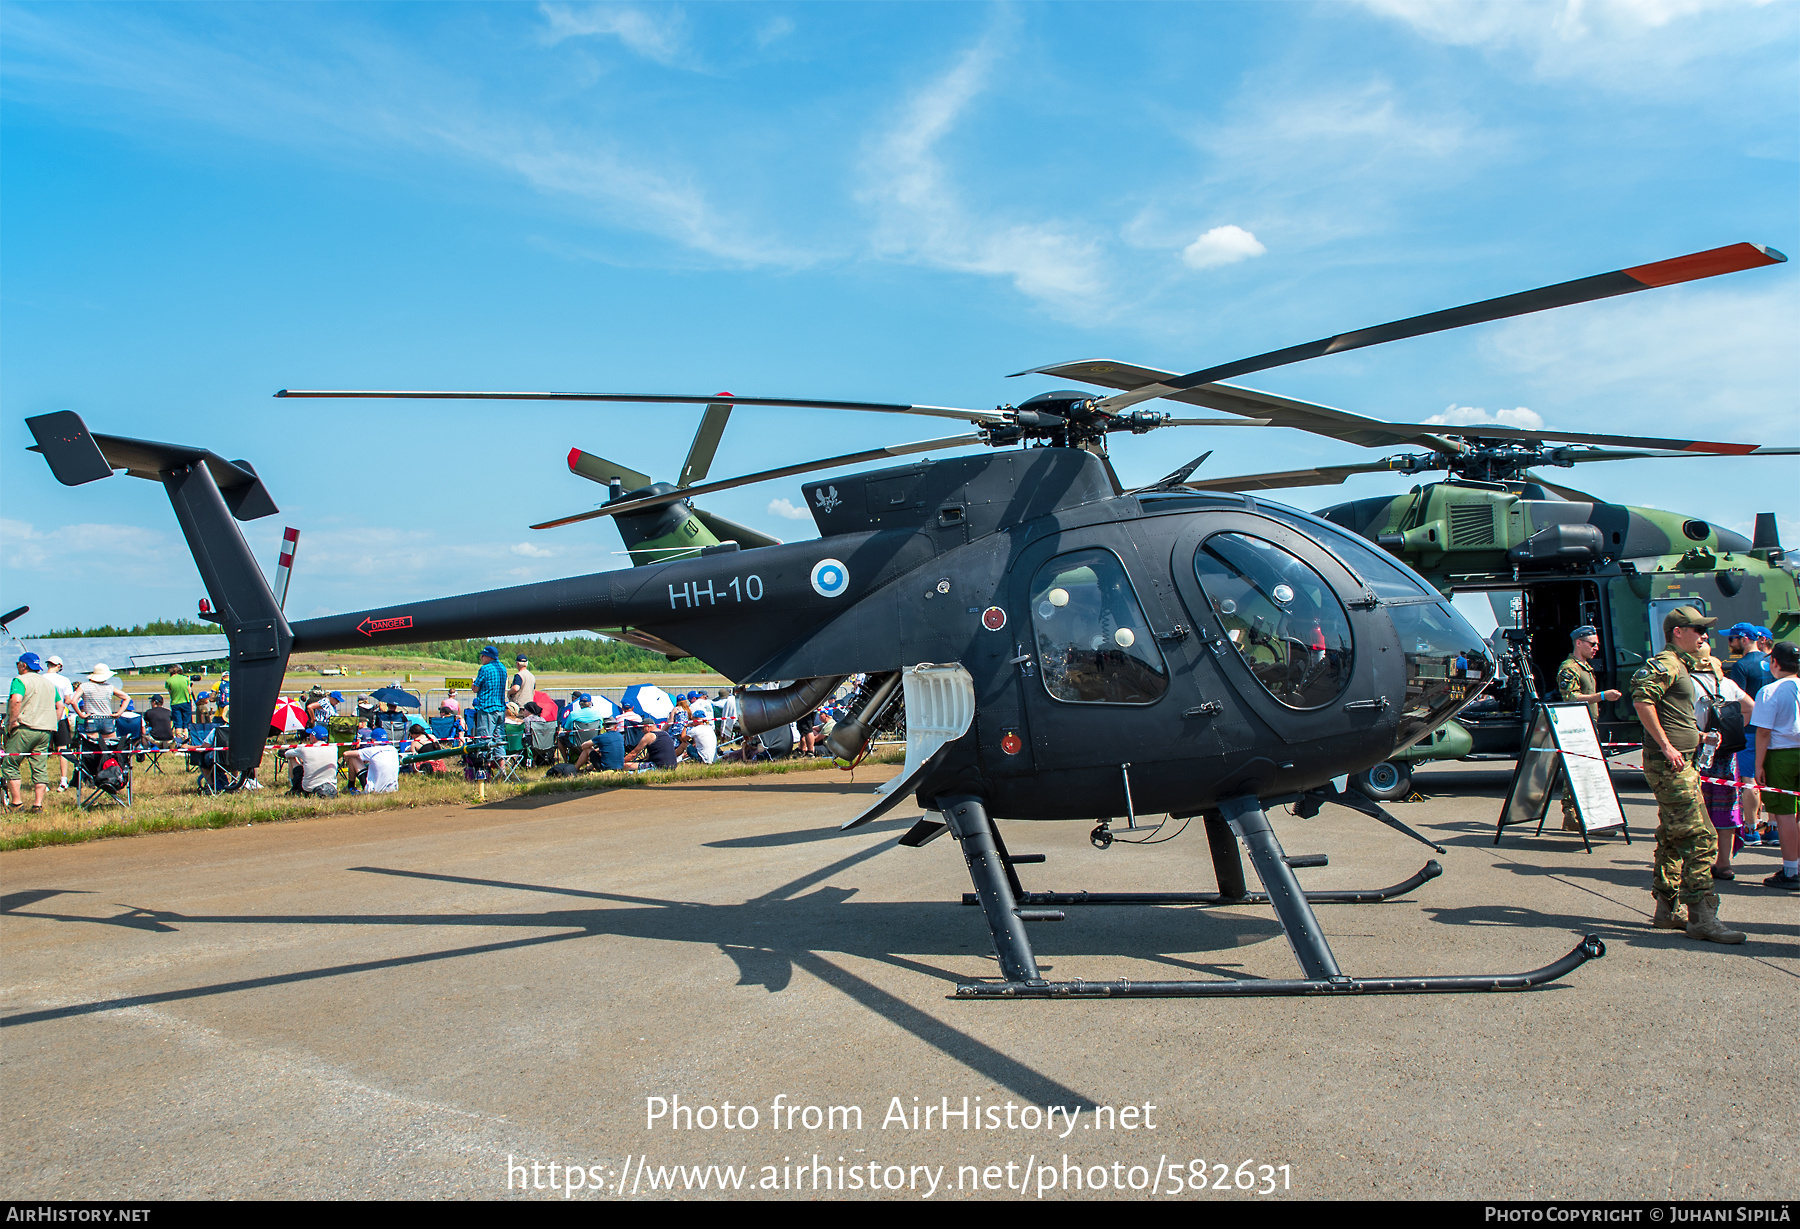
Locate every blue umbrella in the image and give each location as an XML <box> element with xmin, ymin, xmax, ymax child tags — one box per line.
<box><xmin>370</xmin><ymin>686</ymin><xmax>421</xmax><ymax>707</ymax></box>
<box><xmin>621</xmin><ymin>683</ymin><xmax>674</xmax><ymax>720</ymax></box>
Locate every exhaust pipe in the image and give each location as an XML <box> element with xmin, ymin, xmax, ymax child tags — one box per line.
<box><xmin>824</xmin><ymin>671</ymin><xmax>902</xmax><ymax>761</ymax></box>
<box><xmin>738</xmin><ymin>675</ymin><xmax>846</xmax><ymax>737</ymax></box>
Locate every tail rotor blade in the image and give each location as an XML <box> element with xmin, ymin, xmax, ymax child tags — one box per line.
<box><xmin>273</xmin><ymin>527</ymin><xmax>299</xmax><ymax>612</ymax></box>
<box><xmin>679</xmin><ymin>402</ymin><xmax>734</xmax><ymax>488</ymax></box>
<box><xmin>568</xmin><ymin>449</ymin><xmax>653</xmax><ymax>492</ymax></box>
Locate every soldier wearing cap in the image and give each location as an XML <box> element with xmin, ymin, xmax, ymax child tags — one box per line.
<box><xmin>1554</xmin><ymin>625</ymin><xmax>1621</xmax><ymax>831</ymax></box>
<box><xmin>1630</xmin><ymin>606</ymin><xmax>1745</xmax><ymax>943</ymax></box>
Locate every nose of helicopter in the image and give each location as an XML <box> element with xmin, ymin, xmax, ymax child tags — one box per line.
<box><xmin>1390</xmin><ymin>596</ymin><xmax>1493</xmax><ymax>752</ymax></box>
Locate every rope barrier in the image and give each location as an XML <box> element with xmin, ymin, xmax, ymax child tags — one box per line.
<box><xmin>1531</xmin><ymin>743</ymin><xmax>1800</xmax><ymax>798</ymax></box>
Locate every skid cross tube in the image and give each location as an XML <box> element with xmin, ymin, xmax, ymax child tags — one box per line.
<box><xmin>944</xmin><ymin>793</ymin><xmax>1602</xmax><ymax>999</ymax></box>
<box><xmin>960</xmin><ymin>860</ymin><xmax>1442</xmax><ymax>908</ymax></box>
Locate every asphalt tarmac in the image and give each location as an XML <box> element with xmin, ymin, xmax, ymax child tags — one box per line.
<box><xmin>2</xmin><ymin>761</ymin><xmax>1794</xmax><ymax>1201</ymax></box>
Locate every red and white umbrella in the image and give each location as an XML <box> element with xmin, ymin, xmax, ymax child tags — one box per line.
<box><xmin>270</xmin><ymin>699</ymin><xmax>308</xmax><ymax>733</ymax></box>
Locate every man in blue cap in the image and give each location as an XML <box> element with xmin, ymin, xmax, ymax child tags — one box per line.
<box><xmin>283</xmin><ymin>726</ymin><xmax>340</xmax><ymax>798</ymax></box>
<box><xmin>6</xmin><ymin>652</ymin><xmax>63</xmax><ymax>814</ymax></box>
<box><xmin>345</xmin><ymin>726</ymin><xmax>400</xmax><ymax>794</ymax></box>
<box><xmin>471</xmin><ymin>646</ymin><xmax>508</xmax><ymax>764</ymax></box>
<box><xmin>1724</xmin><ymin>623</ymin><xmax>1775</xmax><ymax>842</ymax></box>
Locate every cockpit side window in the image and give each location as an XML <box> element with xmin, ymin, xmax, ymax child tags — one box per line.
<box><xmin>1195</xmin><ymin>532</ymin><xmax>1355</xmax><ymax>710</ymax></box>
<box><xmin>1029</xmin><ymin>548</ymin><xmax>1168</xmax><ymax>705</ymax></box>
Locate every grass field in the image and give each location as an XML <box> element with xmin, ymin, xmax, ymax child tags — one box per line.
<box><xmin>0</xmin><ymin>745</ymin><xmax>904</xmax><ymax>853</ymax></box>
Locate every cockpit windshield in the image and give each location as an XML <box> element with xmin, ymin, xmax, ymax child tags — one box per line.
<box><xmin>1194</xmin><ymin>533</ymin><xmax>1354</xmax><ymax>710</ymax></box>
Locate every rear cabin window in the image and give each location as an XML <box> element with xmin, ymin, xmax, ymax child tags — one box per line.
<box><xmin>1029</xmin><ymin>548</ymin><xmax>1168</xmax><ymax>705</ymax></box>
<box><xmin>1195</xmin><ymin>532</ymin><xmax>1354</xmax><ymax>710</ymax></box>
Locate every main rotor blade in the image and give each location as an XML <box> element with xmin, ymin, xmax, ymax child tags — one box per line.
<box><xmin>568</xmin><ymin>448</ymin><xmax>653</xmax><ymax>492</ymax></box>
<box><xmin>276</xmin><ymin>388</ymin><xmax>1010</xmax><ymax>426</ymax></box>
<box><xmin>1027</xmin><ymin>359</ymin><xmax>1797</xmax><ymax>455</ymax></box>
<box><xmin>1072</xmin><ymin>242</ymin><xmax>1787</xmax><ymax>414</ymax></box>
<box><xmin>529</xmin><ymin>433</ymin><xmax>986</xmax><ymax>529</ymax></box>
<box><xmin>1525</xmin><ymin>472</ymin><xmax>1602</xmax><ymax>502</ymax></box>
<box><xmin>1180</xmin><ymin>460</ymin><xmax>1421</xmax><ymax>493</ymax></box>
<box><xmin>679</xmin><ymin>402</ymin><xmax>733</xmax><ymax>488</ymax></box>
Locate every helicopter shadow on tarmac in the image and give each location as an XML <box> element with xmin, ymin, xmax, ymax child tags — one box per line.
<box><xmin>0</xmin><ymin>836</ymin><xmax>1302</xmax><ymax>1106</ymax></box>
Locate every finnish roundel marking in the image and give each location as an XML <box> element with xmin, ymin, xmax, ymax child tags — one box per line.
<box><xmin>982</xmin><ymin>606</ymin><xmax>1007</xmax><ymax>631</ymax></box>
<box><xmin>810</xmin><ymin>558</ymin><xmax>850</xmax><ymax>598</ymax></box>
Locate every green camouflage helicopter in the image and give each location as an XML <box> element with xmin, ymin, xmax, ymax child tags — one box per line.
<box><xmin>1018</xmin><ymin>362</ymin><xmax>1797</xmax><ymax>799</ymax></box>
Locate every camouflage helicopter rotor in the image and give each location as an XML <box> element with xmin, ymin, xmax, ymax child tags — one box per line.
<box><xmin>32</xmin><ymin>240</ymin><xmax>1789</xmax><ymax>999</ymax></box>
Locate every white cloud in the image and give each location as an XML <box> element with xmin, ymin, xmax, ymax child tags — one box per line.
<box><xmin>0</xmin><ymin>518</ymin><xmax>185</xmax><ymax>582</ymax></box>
<box><xmin>510</xmin><ymin>542</ymin><xmax>556</xmax><ymax>558</ymax></box>
<box><xmin>767</xmin><ymin>498</ymin><xmax>812</xmax><ymax>521</ymax></box>
<box><xmin>538</xmin><ymin>3</ymin><xmax>688</xmax><ymax>65</ymax></box>
<box><xmin>1182</xmin><ymin>225</ymin><xmax>1267</xmax><ymax>270</ymax></box>
<box><xmin>1173</xmin><ymin>79</ymin><xmax>1489</xmax><ymax>253</ymax></box>
<box><xmin>0</xmin><ymin>7</ymin><xmax>805</xmax><ymax>268</ymax></box>
<box><xmin>755</xmin><ymin>15</ymin><xmax>795</xmax><ymax>48</ymax></box>
<box><xmin>1477</xmin><ymin>282</ymin><xmax>1798</xmax><ymax>439</ymax></box>
<box><xmin>857</xmin><ymin>24</ymin><xmax>1109</xmax><ymax>317</ymax></box>
<box><xmin>1423</xmin><ymin>405</ymin><xmax>1545</xmax><ymax>429</ymax></box>
<box><xmin>1358</xmin><ymin>0</ymin><xmax>1785</xmax><ymax>90</ymax></box>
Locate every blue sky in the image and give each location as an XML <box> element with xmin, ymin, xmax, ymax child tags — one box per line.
<box><xmin>3</xmin><ymin>1</ymin><xmax>1795</xmax><ymax>633</ymax></box>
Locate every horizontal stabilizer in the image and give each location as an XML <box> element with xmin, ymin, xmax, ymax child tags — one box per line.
<box><xmin>693</xmin><ymin>508</ymin><xmax>781</xmax><ymax>551</ymax></box>
<box><xmin>27</xmin><ymin>411</ymin><xmax>279</xmax><ymax>521</ymax></box>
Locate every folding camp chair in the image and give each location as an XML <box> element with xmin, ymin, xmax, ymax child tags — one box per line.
<box><xmin>492</xmin><ymin>722</ymin><xmax>526</xmax><ymax>783</ymax></box>
<box><xmin>186</xmin><ymin>726</ymin><xmax>242</xmax><ymax>795</ymax></box>
<box><xmin>523</xmin><ymin>717</ymin><xmax>559</xmax><ymax>767</ymax></box>
<box><xmin>429</xmin><ymin>716</ymin><xmax>462</xmax><ymax>742</ymax></box>
<box><xmin>73</xmin><ymin>728</ymin><xmax>132</xmax><ymax>811</ymax></box>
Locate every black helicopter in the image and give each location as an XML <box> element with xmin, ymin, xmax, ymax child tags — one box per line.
<box><xmin>28</xmin><ymin>241</ymin><xmax>1787</xmax><ymax>1000</ymax></box>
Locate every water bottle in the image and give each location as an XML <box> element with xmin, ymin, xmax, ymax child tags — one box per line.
<box><xmin>1695</xmin><ymin>733</ymin><xmax>1718</xmax><ymax>772</ymax></box>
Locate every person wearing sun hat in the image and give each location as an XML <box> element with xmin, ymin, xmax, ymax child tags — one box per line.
<box><xmin>72</xmin><ymin>663</ymin><xmax>131</xmax><ymax>737</ymax></box>
<box><xmin>1630</xmin><ymin>605</ymin><xmax>1744</xmax><ymax>943</ymax></box>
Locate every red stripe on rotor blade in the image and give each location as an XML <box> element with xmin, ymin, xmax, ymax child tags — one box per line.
<box><xmin>1624</xmin><ymin>243</ymin><xmax>1784</xmax><ymax>288</ymax></box>
<box><xmin>1682</xmin><ymin>441</ymin><xmax>1759</xmax><ymax>455</ymax></box>
<box><xmin>567</xmin><ymin>447</ymin><xmax>583</xmax><ymax>473</ymax></box>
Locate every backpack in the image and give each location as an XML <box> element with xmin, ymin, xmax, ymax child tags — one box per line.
<box><xmin>1692</xmin><ymin>674</ymin><xmax>1747</xmax><ymax>758</ymax></box>
<box><xmin>94</xmin><ymin>755</ymin><xmax>126</xmax><ymax>794</ymax></box>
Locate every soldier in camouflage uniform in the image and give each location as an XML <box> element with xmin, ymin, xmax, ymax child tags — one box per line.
<box><xmin>1629</xmin><ymin>606</ymin><xmax>1745</xmax><ymax>943</ymax></box>
<box><xmin>1555</xmin><ymin>625</ymin><xmax>1621</xmax><ymax>831</ymax></box>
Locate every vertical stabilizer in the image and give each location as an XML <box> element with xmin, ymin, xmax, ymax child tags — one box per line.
<box><xmin>27</xmin><ymin>412</ymin><xmax>292</xmax><ymax>772</ymax></box>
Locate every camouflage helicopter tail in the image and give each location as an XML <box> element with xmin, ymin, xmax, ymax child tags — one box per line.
<box><xmin>27</xmin><ymin>411</ymin><xmax>292</xmax><ymax>774</ymax></box>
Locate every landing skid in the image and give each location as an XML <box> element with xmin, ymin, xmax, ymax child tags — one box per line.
<box><xmin>936</xmin><ymin>792</ymin><xmax>1603</xmax><ymax>999</ymax></box>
